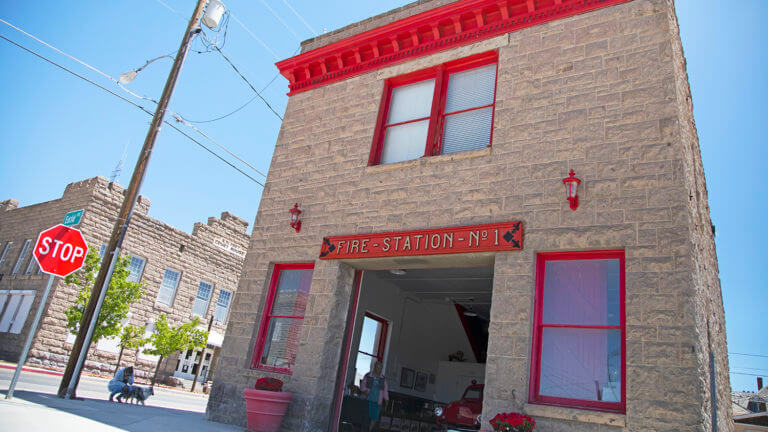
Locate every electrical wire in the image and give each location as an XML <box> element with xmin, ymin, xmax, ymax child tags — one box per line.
<box><xmin>211</xmin><ymin>46</ymin><xmax>284</xmax><ymax>120</ymax></box>
<box><xmin>229</xmin><ymin>12</ymin><xmax>280</xmax><ymax>61</ymax></box>
<box><xmin>180</xmin><ymin>94</ymin><xmax>259</xmax><ymax>123</ymax></box>
<box><xmin>0</xmin><ymin>34</ymin><xmax>265</xmax><ymax>187</ymax></box>
<box><xmin>171</xmin><ymin>113</ymin><xmax>268</xmax><ymax>179</ymax></box>
<box><xmin>277</xmin><ymin>0</ymin><xmax>317</xmax><ymax>36</ymax></box>
<box><xmin>0</xmin><ymin>17</ymin><xmax>161</xmax><ymax>105</ymax></box>
<box><xmin>257</xmin><ymin>0</ymin><xmax>302</xmax><ymax>42</ymax></box>
<box><xmin>730</xmin><ymin>372</ymin><xmax>768</xmax><ymax>377</ymax></box>
<box><xmin>0</xmin><ymin>18</ymin><xmax>268</xmax><ymax>178</ymax></box>
<box><xmin>730</xmin><ymin>352</ymin><xmax>768</xmax><ymax>359</ymax></box>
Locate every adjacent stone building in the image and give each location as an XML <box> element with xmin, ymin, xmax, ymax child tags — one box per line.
<box><xmin>0</xmin><ymin>176</ymin><xmax>249</xmax><ymax>384</ymax></box>
<box><xmin>207</xmin><ymin>0</ymin><xmax>730</xmax><ymax>431</ymax></box>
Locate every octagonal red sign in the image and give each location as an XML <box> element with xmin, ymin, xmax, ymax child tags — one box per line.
<box><xmin>33</xmin><ymin>224</ymin><xmax>88</xmax><ymax>277</ymax></box>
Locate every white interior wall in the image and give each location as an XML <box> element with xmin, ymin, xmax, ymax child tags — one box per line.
<box><xmin>346</xmin><ymin>271</ymin><xmax>481</xmax><ymax>403</ymax></box>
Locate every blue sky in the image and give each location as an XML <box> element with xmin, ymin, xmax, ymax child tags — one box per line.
<box><xmin>0</xmin><ymin>1</ymin><xmax>765</xmax><ymax>393</ymax></box>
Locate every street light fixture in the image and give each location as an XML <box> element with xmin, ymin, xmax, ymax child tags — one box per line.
<box><xmin>119</xmin><ymin>55</ymin><xmax>175</xmax><ymax>84</ymax></box>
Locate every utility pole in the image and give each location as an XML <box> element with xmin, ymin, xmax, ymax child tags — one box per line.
<box><xmin>57</xmin><ymin>0</ymin><xmax>209</xmax><ymax>399</ymax></box>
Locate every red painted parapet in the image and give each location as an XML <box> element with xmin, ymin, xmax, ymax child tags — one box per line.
<box><xmin>277</xmin><ymin>0</ymin><xmax>632</xmax><ymax>95</ymax></box>
<box><xmin>319</xmin><ymin>221</ymin><xmax>522</xmax><ymax>260</ymax></box>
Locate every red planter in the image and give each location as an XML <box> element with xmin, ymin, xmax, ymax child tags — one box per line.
<box><xmin>243</xmin><ymin>388</ymin><xmax>293</xmax><ymax>432</ymax></box>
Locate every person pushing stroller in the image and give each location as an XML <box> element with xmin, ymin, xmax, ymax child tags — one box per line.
<box><xmin>108</xmin><ymin>366</ymin><xmax>135</xmax><ymax>402</ymax></box>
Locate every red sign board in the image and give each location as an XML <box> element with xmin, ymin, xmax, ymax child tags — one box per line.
<box><xmin>33</xmin><ymin>224</ymin><xmax>88</xmax><ymax>277</ymax></box>
<box><xmin>319</xmin><ymin>221</ymin><xmax>522</xmax><ymax>260</ymax></box>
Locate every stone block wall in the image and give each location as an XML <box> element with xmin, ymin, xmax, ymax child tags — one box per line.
<box><xmin>207</xmin><ymin>0</ymin><xmax>728</xmax><ymax>431</ymax></box>
<box><xmin>0</xmin><ymin>176</ymin><xmax>249</xmax><ymax>381</ymax></box>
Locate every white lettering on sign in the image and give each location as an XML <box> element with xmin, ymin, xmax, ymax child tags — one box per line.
<box><xmin>37</xmin><ymin>236</ymin><xmax>85</xmax><ymax>263</ymax></box>
<box><xmin>212</xmin><ymin>238</ymin><xmax>246</xmax><ymax>258</ymax></box>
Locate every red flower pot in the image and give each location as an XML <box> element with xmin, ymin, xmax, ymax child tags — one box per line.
<box><xmin>243</xmin><ymin>388</ymin><xmax>293</xmax><ymax>432</ymax></box>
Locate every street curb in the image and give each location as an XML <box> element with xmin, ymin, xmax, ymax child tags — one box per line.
<box><xmin>0</xmin><ymin>363</ymin><xmax>63</xmax><ymax>377</ymax></box>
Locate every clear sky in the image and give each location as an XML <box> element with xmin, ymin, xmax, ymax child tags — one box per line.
<box><xmin>0</xmin><ymin>1</ymin><xmax>765</xmax><ymax>393</ymax></box>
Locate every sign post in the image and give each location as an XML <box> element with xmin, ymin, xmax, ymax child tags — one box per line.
<box><xmin>5</xmin><ymin>224</ymin><xmax>88</xmax><ymax>399</ymax></box>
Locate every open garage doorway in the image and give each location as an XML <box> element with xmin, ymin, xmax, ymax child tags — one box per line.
<box><xmin>338</xmin><ymin>266</ymin><xmax>493</xmax><ymax>432</ymax></box>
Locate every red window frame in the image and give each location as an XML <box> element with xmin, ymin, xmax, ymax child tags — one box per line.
<box><xmin>529</xmin><ymin>250</ymin><xmax>626</xmax><ymax>413</ymax></box>
<box><xmin>252</xmin><ymin>262</ymin><xmax>314</xmax><ymax>374</ymax></box>
<box><xmin>368</xmin><ymin>50</ymin><xmax>498</xmax><ymax>166</ymax></box>
<box><xmin>358</xmin><ymin>312</ymin><xmax>389</xmax><ymax>362</ymax></box>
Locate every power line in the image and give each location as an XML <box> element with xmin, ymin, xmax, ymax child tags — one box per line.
<box><xmin>0</xmin><ymin>17</ymin><xmax>160</xmax><ymax>105</ymax></box>
<box><xmin>731</xmin><ymin>352</ymin><xmax>768</xmax><ymax>359</ymax></box>
<box><xmin>212</xmin><ymin>46</ymin><xmax>284</xmax><ymax>120</ymax></box>
<box><xmin>180</xmin><ymin>94</ymin><xmax>259</xmax><ymax>123</ymax></box>
<box><xmin>171</xmin><ymin>113</ymin><xmax>268</xmax><ymax>179</ymax></box>
<box><xmin>0</xmin><ymin>18</ymin><xmax>267</xmax><ymax>179</ymax></box>
<box><xmin>732</xmin><ymin>367</ymin><xmax>768</xmax><ymax>373</ymax></box>
<box><xmin>0</xmin><ymin>34</ymin><xmax>265</xmax><ymax>187</ymax></box>
<box><xmin>730</xmin><ymin>372</ymin><xmax>767</xmax><ymax>377</ymax></box>
<box><xmin>229</xmin><ymin>11</ymin><xmax>280</xmax><ymax>60</ymax></box>
<box><xmin>258</xmin><ymin>0</ymin><xmax>302</xmax><ymax>42</ymax></box>
<box><xmin>277</xmin><ymin>0</ymin><xmax>317</xmax><ymax>36</ymax></box>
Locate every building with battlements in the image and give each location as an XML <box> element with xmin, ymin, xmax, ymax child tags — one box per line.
<box><xmin>206</xmin><ymin>0</ymin><xmax>730</xmax><ymax>431</ymax></box>
<box><xmin>0</xmin><ymin>176</ymin><xmax>249</xmax><ymax>385</ymax></box>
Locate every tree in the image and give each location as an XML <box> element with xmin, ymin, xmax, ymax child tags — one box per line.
<box><xmin>115</xmin><ymin>324</ymin><xmax>146</xmax><ymax>374</ymax></box>
<box><xmin>64</xmin><ymin>246</ymin><xmax>145</xmax><ymax>344</ymax></box>
<box><xmin>144</xmin><ymin>314</ymin><xmax>208</xmax><ymax>386</ymax></box>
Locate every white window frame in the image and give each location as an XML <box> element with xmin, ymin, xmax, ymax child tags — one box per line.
<box><xmin>193</xmin><ymin>281</ymin><xmax>213</xmax><ymax>317</ymax></box>
<box><xmin>125</xmin><ymin>255</ymin><xmax>146</xmax><ymax>283</ymax></box>
<box><xmin>157</xmin><ymin>268</ymin><xmax>181</xmax><ymax>306</ymax></box>
<box><xmin>12</xmin><ymin>239</ymin><xmax>32</xmax><ymax>276</ymax></box>
<box><xmin>213</xmin><ymin>289</ymin><xmax>232</xmax><ymax>324</ymax></box>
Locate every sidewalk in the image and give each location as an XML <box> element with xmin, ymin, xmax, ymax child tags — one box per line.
<box><xmin>0</xmin><ymin>389</ymin><xmax>243</xmax><ymax>432</ymax></box>
<box><xmin>0</xmin><ymin>363</ymin><xmax>244</xmax><ymax>432</ymax></box>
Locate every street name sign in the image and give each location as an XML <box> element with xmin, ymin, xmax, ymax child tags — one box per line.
<box><xmin>62</xmin><ymin>209</ymin><xmax>84</xmax><ymax>226</ymax></box>
<box><xmin>33</xmin><ymin>224</ymin><xmax>88</xmax><ymax>277</ymax></box>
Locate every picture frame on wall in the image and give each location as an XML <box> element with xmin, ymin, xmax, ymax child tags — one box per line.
<box><xmin>400</xmin><ymin>367</ymin><xmax>415</xmax><ymax>389</ymax></box>
<box><xmin>414</xmin><ymin>371</ymin><xmax>428</xmax><ymax>392</ymax></box>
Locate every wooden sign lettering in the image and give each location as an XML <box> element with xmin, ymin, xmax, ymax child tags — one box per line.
<box><xmin>319</xmin><ymin>221</ymin><xmax>522</xmax><ymax>260</ymax></box>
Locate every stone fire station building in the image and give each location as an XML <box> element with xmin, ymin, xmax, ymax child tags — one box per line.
<box><xmin>207</xmin><ymin>0</ymin><xmax>730</xmax><ymax>431</ymax></box>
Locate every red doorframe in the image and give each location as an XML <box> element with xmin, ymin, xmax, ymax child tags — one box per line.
<box><xmin>329</xmin><ymin>270</ymin><xmax>364</xmax><ymax>432</ymax></box>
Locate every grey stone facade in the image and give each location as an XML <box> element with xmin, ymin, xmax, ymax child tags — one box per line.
<box><xmin>206</xmin><ymin>0</ymin><xmax>730</xmax><ymax>431</ymax></box>
<box><xmin>0</xmin><ymin>176</ymin><xmax>249</xmax><ymax>382</ymax></box>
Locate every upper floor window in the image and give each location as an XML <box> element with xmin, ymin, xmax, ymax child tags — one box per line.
<box><xmin>530</xmin><ymin>250</ymin><xmax>625</xmax><ymax>413</ymax></box>
<box><xmin>0</xmin><ymin>242</ymin><xmax>13</xmax><ymax>269</ymax></box>
<box><xmin>369</xmin><ymin>51</ymin><xmax>497</xmax><ymax>165</ymax></box>
<box><xmin>193</xmin><ymin>281</ymin><xmax>213</xmax><ymax>317</ymax></box>
<box><xmin>214</xmin><ymin>289</ymin><xmax>232</xmax><ymax>324</ymax></box>
<box><xmin>125</xmin><ymin>255</ymin><xmax>146</xmax><ymax>283</ymax></box>
<box><xmin>252</xmin><ymin>263</ymin><xmax>314</xmax><ymax>373</ymax></box>
<box><xmin>157</xmin><ymin>268</ymin><xmax>181</xmax><ymax>306</ymax></box>
<box><xmin>11</xmin><ymin>239</ymin><xmax>32</xmax><ymax>276</ymax></box>
<box><xmin>24</xmin><ymin>252</ymin><xmax>40</xmax><ymax>275</ymax></box>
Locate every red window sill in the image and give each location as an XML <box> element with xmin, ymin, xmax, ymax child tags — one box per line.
<box><xmin>253</xmin><ymin>364</ymin><xmax>293</xmax><ymax>375</ymax></box>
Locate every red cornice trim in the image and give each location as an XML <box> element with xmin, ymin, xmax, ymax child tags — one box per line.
<box><xmin>277</xmin><ymin>0</ymin><xmax>632</xmax><ymax>95</ymax></box>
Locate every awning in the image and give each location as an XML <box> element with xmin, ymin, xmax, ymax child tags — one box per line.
<box><xmin>207</xmin><ymin>330</ymin><xmax>224</xmax><ymax>348</ymax></box>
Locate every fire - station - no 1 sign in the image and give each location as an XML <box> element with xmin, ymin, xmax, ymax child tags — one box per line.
<box><xmin>33</xmin><ymin>224</ymin><xmax>88</xmax><ymax>277</ymax></box>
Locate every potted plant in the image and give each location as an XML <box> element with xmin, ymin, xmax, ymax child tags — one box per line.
<box><xmin>489</xmin><ymin>412</ymin><xmax>535</xmax><ymax>432</ymax></box>
<box><xmin>243</xmin><ymin>377</ymin><xmax>292</xmax><ymax>432</ymax></box>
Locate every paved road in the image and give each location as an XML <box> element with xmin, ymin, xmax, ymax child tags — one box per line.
<box><xmin>0</xmin><ymin>365</ymin><xmax>243</xmax><ymax>432</ymax></box>
<box><xmin>0</xmin><ymin>366</ymin><xmax>208</xmax><ymax>412</ymax></box>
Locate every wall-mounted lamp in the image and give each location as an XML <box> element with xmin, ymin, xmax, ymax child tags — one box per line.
<box><xmin>563</xmin><ymin>169</ymin><xmax>581</xmax><ymax>211</ymax></box>
<box><xmin>289</xmin><ymin>203</ymin><xmax>302</xmax><ymax>233</ymax></box>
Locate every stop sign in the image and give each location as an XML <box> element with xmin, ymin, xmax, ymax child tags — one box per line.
<box><xmin>33</xmin><ymin>224</ymin><xmax>88</xmax><ymax>277</ymax></box>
